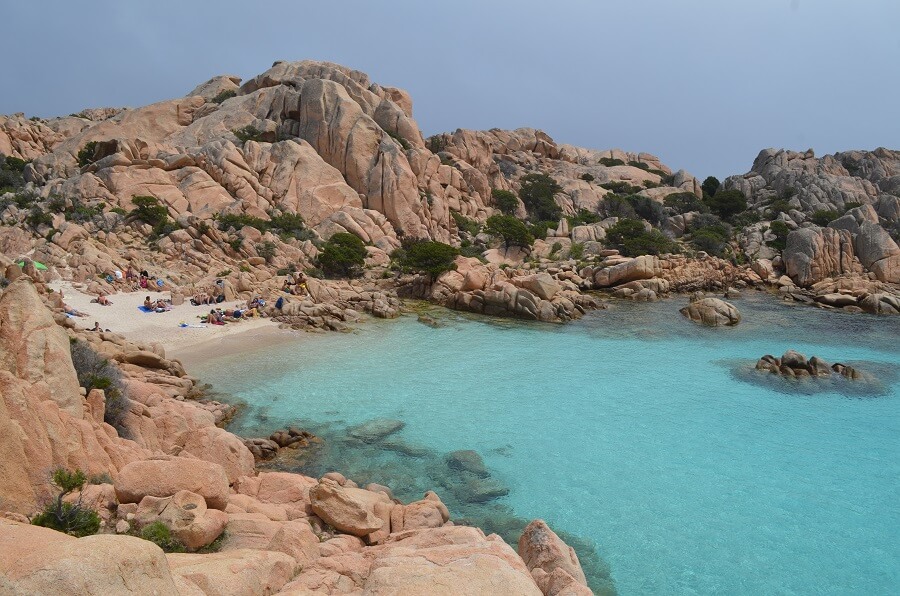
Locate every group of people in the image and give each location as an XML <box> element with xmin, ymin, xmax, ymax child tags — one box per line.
<box><xmin>280</xmin><ymin>271</ymin><xmax>309</xmax><ymax>296</ymax></box>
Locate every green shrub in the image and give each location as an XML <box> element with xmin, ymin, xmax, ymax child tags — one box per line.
<box><xmin>767</xmin><ymin>199</ymin><xmax>792</xmax><ymax>216</ymax></box>
<box><xmin>627</xmin><ymin>161</ymin><xmax>650</xmax><ymax>171</ymax></box>
<box><xmin>386</xmin><ymin>130</ymin><xmax>410</xmax><ymax>151</ymax></box>
<box><xmin>730</xmin><ymin>210</ymin><xmax>763</xmax><ymax>228</ymax></box>
<box><xmin>31</xmin><ymin>469</ymin><xmax>100</xmax><ymax>537</ymax></box>
<box><xmin>233</xmin><ymin>126</ymin><xmax>265</xmax><ymax>143</ymax></box>
<box><xmin>139</xmin><ymin>522</ymin><xmax>186</xmax><ymax>553</ymax></box>
<box><xmin>690</xmin><ymin>225</ymin><xmax>731</xmax><ymax>257</ymax></box>
<box><xmin>606</xmin><ymin>218</ymin><xmax>677</xmax><ymax>257</ymax></box>
<box><xmin>255</xmin><ymin>241</ymin><xmax>277</xmax><ymax>263</ymax></box>
<box><xmin>664</xmin><ymin>192</ymin><xmax>707</xmax><ymax>215</ymax></box>
<box><xmin>216</xmin><ymin>212</ymin><xmax>269</xmax><ymax>232</ymax></box>
<box><xmin>397</xmin><ymin>240</ymin><xmax>459</xmax><ymax>278</ymax></box>
<box><xmin>26</xmin><ymin>206</ymin><xmax>53</xmax><ymax>229</ymax></box>
<box><xmin>598</xmin><ymin>157</ymin><xmax>625</xmax><ymax>167</ymax></box>
<box><xmin>228</xmin><ymin>237</ymin><xmax>243</xmax><ymax>252</ymax></box>
<box><xmin>211</xmin><ymin>89</ymin><xmax>237</xmax><ymax>104</ymax></box>
<box><xmin>569</xmin><ymin>243</ymin><xmax>585</xmax><ymax>260</ymax></box>
<box><xmin>550</xmin><ymin>241</ymin><xmax>563</xmax><ymax>255</ymax></box>
<box><xmin>427</xmin><ymin>136</ymin><xmax>448</xmax><ymax>153</ymax></box>
<box><xmin>519</xmin><ymin>173</ymin><xmax>562</xmax><ymax>222</ymax></box>
<box><xmin>317</xmin><ymin>233</ymin><xmax>367</xmax><ymax>277</ymax></box>
<box><xmin>600</xmin><ymin>181</ymin><xmax>642</xmax><ymax>195</ymax></box>
<box><xmin>484</xmin><ymin>215</ymin><xmax>533</xmax><ymax>248</ymax></box>
<box><xmin>305</xmin><ymin>267</ymin><xmax>324</xmax><ymax>279</ymax></box>
<box><xmin>843</xmin><ymin>202</ymin><xmax>863</xmax><ymax>212</ymax></box>
<box><xmin>766</xmin><ymin>220</ymin><xmax>791</xmax><ymax>251</ymax></box>
<box><xmin>580</xmin><ymin>173</ymin><xmax>595</xmax><ymax>182</ymax></box>
<box><xmin>600</xmin><ymin>195</ymin><xmax>637</xmax><ymax>219</ymax></box>
<box><xmin>811</xmin><ymin>209</ymin><xmax>840</xmax><ymax>226</ymax></box>
<box><xmin>76</xmin><ymin>141</ymin><xmax>100</xmax><ymax>167</ymax></box>
<box><xmin>129</xmin><ymin>196</ymin><xmax>169</xmax><ymax>229</ymax></box>
<box><xmin>625</xmin><ymin>194</ymin><xmax>667</xmax><ymax>226</ymax></box>
<box><xmin>491</xmin><ymin>189</ymin><xmax>519</xmax><ymax>215</ymax></box>
<box><xmin>703</xmin><ymin>189</ymin><xmax>747</xmax><ymax>221</ymax></box>
<box><xmin>567</xmin><ymin>209</ymin><xmax>601</xmax><ymax>227</ymax></box>
<box><xmin>701</xmin><ymin>176</ymin><xmax>720</xmax><ymax>198</ymax></box>
<box><xmin>70</xmin><ymin>340</ymin><xmax>130</xmax><ymax>436</ymax></box>
<box><xmin>527</xmin><ymin>220</ymin><xmax>557</xmax><ymax>241</ymax></box>
<box><xmin>1</xmin><ymin>155</ymin><xmax>29</xmax><ymax>172</ymax></box>
<box><xmin>451</xmin><ymin>211</ymin><xmax>481</xmax><ymax>236</ymax></box>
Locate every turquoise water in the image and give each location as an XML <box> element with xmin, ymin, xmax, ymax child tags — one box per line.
<box><xmin>193</xmin><ymin>294</ymin><xmax>900</xmax><ymax>595</ymax></box>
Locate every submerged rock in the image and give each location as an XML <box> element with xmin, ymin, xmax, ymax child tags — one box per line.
<box><xmin>446</xmin><ymin>449</ymin><xmax>489</xmax><ymax>478</ymax></box>
<box><xmin>347</xmin><ymin>418</ymin><xmax>405</xmax><ymax>443</ymax></box>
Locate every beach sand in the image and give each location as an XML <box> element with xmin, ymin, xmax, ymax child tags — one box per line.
<box><xmin>50</xmin><ymin>280</ymin><xmax>301</xmax><ymax>368</ymax></box>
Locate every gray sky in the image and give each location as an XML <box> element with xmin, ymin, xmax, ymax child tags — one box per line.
<box><xmin>2</xmin><ymin>0</ymin><xmax>897</xmax><ymax>179</ymax></box>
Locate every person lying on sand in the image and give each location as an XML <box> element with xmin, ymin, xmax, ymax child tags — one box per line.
<box><xmin>154</xmin><ymin>299</ymin><xmax>172</xmax><ymax>312</ymax></box>
<box><xmin>93</xmin><ymin>293</ymin><xmax>112</xmax><ymax>306</ymax></box>
<box><xmin>191</xmin><ymin>292</ymin><xmax>215</xmax><ymax>306</ymax></box>
<box><xmin>64</xmin><ymin>304</ymin><xmax>87</xmax><ymax>317</ymax></box>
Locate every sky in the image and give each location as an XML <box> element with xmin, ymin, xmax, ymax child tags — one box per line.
<box><xmin>2</xmin><ymin>0</ymin><xmax>897</xmax><ymax>179</ymax></box>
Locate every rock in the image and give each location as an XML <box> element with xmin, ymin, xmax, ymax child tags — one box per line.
<box><xmin>115</xmin><ymin>457</ymin><xmax>231</xmax><ymax>510</ymax></box>
<box><xmin>808</xmin><ymin>356</ymin><xmax>832</xmax><ymax>376</ymax></box>
<box><xmin>518</xmin><ymin>520</ymin><xmax>589</xmax><ymax>593</ymax></box>
<box><xmin>134</xmin><ymin>490</ymin><xmax>228</xmax><ymax>550</ymax></box>
<box><xmin>0</xmin><ymin>519</ymin><xmax>178</xmax><ymax>594</ymax></box>
<box><xmin>751</xmin><ymin>259</ymin><xmax>774</xmax><ymax>280</ymax></box>
<box><xmin>308</xmin><ymin>478</ymin><xmax>387</xmax><ymax>537</ymax></box>
<box><xmin>347</xmin><ymin>418</ymin><xmax>405</xmax><ymax>443</ymax></box>
<box><xmin>855</xmin><ymin>222</ymin><xmax>900</xmax><ymax>283</ymax></box>
<box><xmin>167</xmin><ymin>549</ymin><xmax>297</xmax><ymax>596</ymax></box>
<box><xmin>781</xmin><ymin>350</ymin><xmax>807</xmax><ymax>368</ymax></box>
<box><xmin>512</xmin><ymin>273</ymin><xmax>561</xmax><ymax>300</ymax></box>
<box><xmin>594</xmin><ymin>255</ymin><xmax>661</xmax><ymax>287</ymax></box>
<box><xmin>783</xmin><ymin>227</ymin><xmax>858</xmax><ymax>287</ymax></box>
<box><xmin>446</xmin><ymin>449</ymin><xmax>490</xmax><ymax>478</ymax></box>
<box><xmin>679</xmin><ymin>297</ymin><xmax>741</xmax><ymax>327</ymax></box>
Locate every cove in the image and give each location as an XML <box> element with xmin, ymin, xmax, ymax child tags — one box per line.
<box><xmin>192</xmin><ymin>295</ymin><xmax>900</xmax><ymax>595</ymax></box>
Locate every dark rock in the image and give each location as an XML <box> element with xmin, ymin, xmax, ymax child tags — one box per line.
<box><xmin>347</xmin><ymin>418</ymin><xmax>405</xmax><ymax>443</ymax></box>
<box><xmin>781</xmin><ymin>350</ymin><xmax>808</xmax><ymax>368</ymax></box>
<box><xmin>446</xmin><ymin>450</ymin><xmax>489</xmax><ymax>478</ymax></box>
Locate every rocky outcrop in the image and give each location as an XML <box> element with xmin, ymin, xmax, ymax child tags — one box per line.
<box><xmin>519</xmin><ymin>520</ymin><xmax>591</xmax><ymax>596</ymax></box>
<box><xmin>783</xmin><ymin>227</ymin><xmax>860</xmax><ymax>287</ymax></box>
<box><xmin>134</xmin><ymin>490</ymin><xmax>229</xmax><ymax>550</ymax></box>
<box><xmin>114</xmin><ymin>457</ymin><xmax>231</xmax><ymax>510</ymax></box>
<box><xmin>680</xmin><ymin>295</ymin><xmax>741</xmax><ymax>327</ymax></box>
<box><xmin>593</xmin><ymin>255</ymin><xmax>661</xmax><ymax>288</ymax></box>
<box><xmin>755</xmin><ymin>351</ymin><xmax>863</xmax><ymax>380</ymax></box>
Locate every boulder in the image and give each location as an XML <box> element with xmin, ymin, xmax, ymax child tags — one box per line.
<box><xmin>167</xmin><ymin>549</ymin><xmax>297</xmax><ymax>596</ymax></box>
<box><xmin>446</xmin><ymin>449</ymin><xmax>489</xmax><ymax>477</ymax></box>
<box><xmin>679</xmin><ymin>297</ymin><xmax>741</xmax><ymax>327</ymax></box>
<box><xmin>594</xmin><ymin>255</ymin><xmax>660</xmax><ymax>287</ymax></box>
<box><xmin>308</xmin><ymin>478</ymin><xmax>387</xmax><ymax>537</ymax></box>
<box><xmin>783</xmin><ymin>227</ymin><xmax>857</xmax><ymax>287</ymax></box>
<box><xmin>134</xmin><ymin>490</ymin><xmax>228</xmax><ymax>550</ymax></box>
<box><xmin>115</xmin><ymin>457</ymin><xmax>230</xmax><ymax>510</ymax></box>
<box><xmin>512</xmin><ymin>273</ymin><xmax>561</xmax><ymax>301</ymax></box>
<box><xmin>518</xmin><ymin>520</ymin><xmax>588</xmax><ymax>591</ymax></box>
<box><xmin>347</xmin><ymin>418</ymin><xmax>405</xmax><ymax>443</ymax></box>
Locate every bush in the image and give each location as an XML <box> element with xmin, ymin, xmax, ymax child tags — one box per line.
<box><xmin>689</xmin><ymin>221</ymin><xmax>731</xmax><ymax>257</ymax></box>
<box><xmin>600</xmin><ymin>195</ymin><xmax>637</xmax><ymax>219</ymax></box>
<box><xmin>567</xmin><ymin>209</ymin><xmax>601</xmax><ymax>227</ymax></box>
<box><xmin>701</xmin><ymin>176</ymin><xmax>720</xmax><ymax>198</ymax></box>
<box><xmin>600</xmin><ymin>181</ymin><xmax>642</xmax><ymax>195</ymax></box>
<box><xmin>569</xmin><ymin>243</ymin><xmax>585</xmax><ymax>260</ymax></box>
<box><xmin>233</xmin><ymin>126</ymin><xmax>265</xmax><ymax>143</ymax></box>
<box><xmin>527</xmin><ymin>220</ymin><xmax>557</xmax><ymax>241</ymax></box>
<box><xmin>484</xmin><ymin>214</ymin><xmax>533</xmax><ymax>248</ymax></box>
<box><xmin>26</xmin><ymin>206</ymin><xmax>53</xmax><ymax>229</ymax></box>
<box><xmin>766</xmin><ymin>220</ymin><xmax>791</xmax><ymax>251</ymax></box>
<box><xmin>76</xmin><ymin>141</ymin><xmax>100</xmax><ymax>167</ymax></box>
<box><xmin>211</xmin><ymin>89</ymin><xmax>237</xmax><ymax>104</ymax></box>
<box><xmin>519</xmin><ymin>173</ymin><xmax>563</xmax><ymax>222</ymax></box>
<box><xmin>129</xmin><ymin>196</ymin><xmax>169</xmax><ymax>229</ymax></box>
<box><xmin>598</xmin><ymin>157</ymin><xmax>625</xmax><ymax>167</ymax></box>
<box><xmin>625</xmin><ymin>194</ymin><xmax>667</xmax><ymax>226</ymax></box>
<box><xmin>317</xmin><ymin>233</ymin><xmax>367</xmax><ymax>277</ymax></box>
<box><xmin>70</xmin><ymin>340</ymin><xmax>130</xmax><ymax>435</ymax></box>
<box><xmin>606</xmin><ymin>218</ymin><xmax>678</xmax><ymax>257</ymax></box>
<box><xmin>843</xmin><ymin>202</ymin><xmax>863</xmax><ymax>212</ymax></box>
<box><xmin>255</xmin><ymin>241</ymin><xmax>277</xmax><ymax>263</ymax></box>
<box><xmin>397</xmin><ymin>240</ymin><xmax>459</xmax><ymax>278</ymax></box>
<box><xmin>550</xmin><ymin>241</ymin><xmax>563</xmax><ymax>255</ymax></box>
<box><xmin>451</xmin><ymin>211</ymin><xmax>481</xmax><ymax>236</ymax></box>
<box><xmin>386</xmin><ymin>130</ymin><xmax>410</xmax><ymax>151</ymax></box>
<box><xmin>139</xmin><ymin>522</ymin><xmax>186</xmax><ymax>553</ymax></box>
<box><xmin>767</xmin><ymin>199</ymin><xmax>792</xmax><ymax>216</ymax></box>
<box><xmin>31</xmin><ymin>469</ymin><xmax>100</xmax><ymax>537</ymax></box>
<box><xmin>811</xmin><ymin>209</ymin><xmax>840</xmax><ymax>226</ymax></box>
<box><xmin>704</xmin><ymin>189</ymin><xmax>747</xmax><ymax>221</ymax></box>
<box><xmin>216</xmin><ymin>212</ymin><xmax>269</xmax><ymax>232</ymax></box>
<box><xmin>491</xmin><ymin>189</ymin><xmax>519</xmax><ymax>215</ymax></box>
<box><xmin>1</xmin><ymin>155</ymin><xmax>28</xmax><ymax>172</ymax></box>
<box><xmin>580</xmin><ymin>173</ymin><xmax>595</xmax><ymax>182</ymax></box>
<box><xmin>627</xmin><ymin>160</ymin><xmax>650</xmax><ymax>170</ymax></box>
<box><xmin>664</xmin><ymin>192</ymin><xmax>707</xmax><ymax>215</ymax></box>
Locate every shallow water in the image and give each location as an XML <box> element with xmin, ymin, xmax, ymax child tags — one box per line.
<box><xmin>194</xmin><ymin>293</ymin><xmax>900</xmax><ymax>595</ymax></box>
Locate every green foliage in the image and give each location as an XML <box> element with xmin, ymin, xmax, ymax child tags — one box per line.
<box><xmin>598</xmin><ymin>157</ymin><xmax>625</xmax><ymax>167</ymax></box>
<box><xmin>130</xmin><ymin>195</ymin><xmax>170</xmax><ymax>229</ymax></box>
<box><xmin>569</xmin><ymin>242</ymin><xmax>585</xmax><ymax>260</ymax></box>
<box><xmin>550</xmin><ymin>241</ymin><xmax>563</xmax><ymax>255</ymax></box>
<box><xmin>664</xmin><ymin>192</ymin><xmax>707</xmax><ymax>215</ymax></box>
<box><xmin>491</xmin><ymin>189</ymin><xmax>519</xmax><ymax>215</ymax></box>
<box><xmin>396</xmin><ymin>240</ymin><xmax>459</xmax><ymax>278</ymax></box>
<box><xmin>427</xmin><ymin>135</ymin><xmax>447</xmax><ymax>153</ymax></box>
<box><xmin>31</xmin><ymin>469</ymin><xmax>100</xmax><ymax>537</ymax></box>
<box><xmin>484</xmin><ymin>214</ymin><xmax>534</xmax><ymax>248</ymax></box>
<box><xmin>767</xmin><ymin>199</ymin><xmax>792</xmax><ymax>215</ymax></box>
<box><xmin>600</xmin><ymin>195</ymin><xmax>637</xmax><ymax>219</ymax></box>
<box><xmin>317</xmin><ymin>233</ymin><xmax>367</xmax><ymax>277</ymax></box>
<box><xmin>216</xmin><ymin>211</ymin><xmax>307</xmax><ymax>240</ymax></box>
<box><xmin>527</xmin><ymin>220</ymin><xmax>557</xmax><ymax>241</ymax></box>
<box><xmin>233</xmin><ymin>126</ymin><xmax>265</xmax><ymax>143</ymax></box>
<box><xmin>600</xmin><ymin>181</ymin><xmax>643</xmax><ymax>195</ymax></box>
<box><xmin>730</xmin><ymin>210</ymin><xmax>763</xmax><ymax>228</ymax></box>
<box><xmin>627</xmin><ymin>160</ymin><xmax>650</xmax><ymax>171</ymax></box>
<box><xmin>843</xmin><ymin>202</ymin><xmax>863</xmax><ymax>212</ymax></box>
<box><xmin>703</xmin><ymin>189</ymin><xmax>747</xmax><ymax>221</ymax></box>
<box><xmin>77</xmin><ymin>141</ymin><xmax>100</xmax><ymax>167</ymax></box>
<box><xmin>766</xmin><ymin>220</ymin><xmax>791</xmax><ymax>251</ymax></box>
<box><xmin>1</xmin><ymin>155</ymin><xmax>28</xmax><ymax>172</ymax></box>
<box><xmin>701</xmin><ymin>176</ymin><xmax>720</xmax><ymax>198</ymax></box>
<box><xmin>451</xmin><ymin>211</ymin><xmax>481</xmax><ymax>236</ymax></box>
<box><xmin>88</xmin><ymin>472</ymin><xmax>113</xmax><ymax>485</ymax></box>
<box><xmin>228</xmin><ymin>237</ymin><xmax>243</xmax><ymax>252</ymax></box>
<box><xmin>217</xmin><ymin>212</ymin><xmax>268</xmax><ymax>231</ymax></box>
<box><xmin>255</xmin><ymin>241</ymin><xmax>277</xmax><ymax>263</ymax></box>
<box><xmin>811</xmin><ymin>209</ymin><xmax>840</xmax><ymax>226</ymax></box>
<box><xmin>625</xmin><ymin>194</ymin><xmax>667</xmax><ymax>225</ymax></box>
<box><xmin>211</xmin><ymin>89</ymin><xmax>237</xmax><ymax>104</ymax></box>
<box><xmin>606</xmin><ymin>218</ymin><xmax>678</xmax><ymax>257</ymax></box>
<box><xmin>305</xmin><ymin>267</ymin><xmax>324</xmax><ymax>279</ymax></box>
<box><xmin>519</xmin><ymin>173</ymin><xmax>563</xmax><ymax>222</ymax></box>
<box><xmin>689</xmin><ymin>220</ymin><xmax>732</xmax><ymax>257</ymax></box>
<box><xmin>567</xmin><ymin>209</ymin><xmax>601</xmax><ymax>227</ymax></box>
<box><xmin>70</xmin><ymin>340</ymin><xmax>130</xmax><ymax>435</ymax></box>
<box><xmin>139</xmin><ymin>522</ymin><xmax>186</xmax><ymax>553</ymax></box>
<box><xmin>580</xmin><ymin>173</ymin><xmax>595</xmax><ymax>182</ymax></box>
<box><xmin>386</xmin><ymin>130</ymin><xmax>411</xmax><ymax>151</ymax></box>
<box><xmin>459</xmin><ymin>243</ymin><xmax>485</xmax><ymax>260</ymax></box>
<box><xmin>26</xmin><ymin>206</ymin><xmax>53</xmax><ymax>229</ymax></box>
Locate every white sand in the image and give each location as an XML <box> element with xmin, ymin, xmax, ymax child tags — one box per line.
<box><xmin>50</xmin><ymin>280</ymin><xmax>294</xmax><ymax>364</ymax></box>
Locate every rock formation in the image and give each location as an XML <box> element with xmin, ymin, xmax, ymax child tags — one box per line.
<box><xmin>679</xmin><ymin>294</ymin><xmax>741</xmax><ymax>327</ymax></box>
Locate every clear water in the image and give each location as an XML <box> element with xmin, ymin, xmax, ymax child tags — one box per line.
<box><xmin>192</xmin><ymin>294</ymin><xmax>900</xmax><ymax>595</ymax></box>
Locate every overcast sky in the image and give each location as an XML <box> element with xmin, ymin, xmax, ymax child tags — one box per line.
<box><xmin>2</xmin><ymin>0</ymin><xmax>897</xmax><ymax>178</ymax></box>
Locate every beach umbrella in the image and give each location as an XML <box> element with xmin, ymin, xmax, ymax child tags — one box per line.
<box><xmin>16</xmin><ymin>260</ymin><xmax>48</xmax><ymax>270</ymax></box>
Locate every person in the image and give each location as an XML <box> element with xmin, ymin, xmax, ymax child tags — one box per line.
<box><xmin>139</xmin><ymin>274</ymin><xmax>149</xmax><ymax>289</ymax></box>
<box><xmin>90</xmin><ymin>321</ymin><xmax>102</xmax><ymax>332</ymax></box>
<box><xmin>125</xmin><ymin>267</ymin><xmax>137</xmax><ymax>281</ymax></box>
<box><xmin>96</xmin><ymin>293</ymin><xmax>112</xmax><ymax>306</ymax></box>
<box><xmin>143</xmin><ymin>296</ymin><xmax>153</xmax><ymax>310</ymax></box>
<box><xmin>64</xmin><ymin>304</ymin><xmax>87</xmax><ymax>317</ymax></box>
<box><xmin>281</xmin><ymin>279</ymin><xmax>295</xmax><ymax>294</ymax></box>
<box><xmin>208</xmin><ymin>309</ymin><xmax>225</xmax><ymax>325</ymax></box>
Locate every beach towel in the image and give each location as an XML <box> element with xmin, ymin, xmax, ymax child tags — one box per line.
<box><xmin>138</xmin><ymin>306</ymin><xmax>154</xmax><ymax>313</ymax></box>
<box><xmin>179</xmin><ymin>323</ymin><xmax>208</xmax><ymax>328</ymax></box>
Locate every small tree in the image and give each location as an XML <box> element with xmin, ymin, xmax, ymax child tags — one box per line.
<box><xmin>606</xmin><ymin>218</ymin><xmax>678</xmax><ymax>257</ymax></box>
<box><xmin>704</xmin><ymin>189</ymin><xmax>747</xmax><ymax>221</ymax></box>
<box><xmin>491</xmin><ymin>189</ymin><xmax>519</xmax><ymax>215</ymax></box>
<box><xmin>519</xmin><ymin>173</ymin><xmax>563</xmax><ymax>222</ymax></box>
<box><xmin>129</xmin><ymin>196</ymin><xmax>169</xmax><ymax>228</ymax></box>
<box><xmin>766</xmin><ymin>221</ymin><xmax>791</xmax><ymax>251</ymax></box>
<box><xmin>70</xmin><ymin>340</ymin><xmax>131</xmax><ymax>435</ymax></box>
<box><xmin>397</xmin><ymin>240</ymin><xmax>459</xmax><ymax>279</ymax></box>
<box><xmin>701</xmin><ymin>176</ymin><xmax>721</xmax><ymax>198</ymax></box>
<box><xmin>811</xmin><ymin>209</ymin><xmax>840</xmax><ymax>226</ymax></box>
<box><xmin>317</xmin><ymin>233</ymin><xmax>367</xmax><ymax>277</ymax></box>
<box><xmin>664</xmin><ymin>192</ymin><xmax>708</xmax><ymax>215</ymax></box>
<box><xmin>484</xmin><ymin>215</ymin><xmax>534</xmax><ymax>248</ymax></box>
<box><xmin>31</xmin><ymin>469</ymin><xmax>100</xmax><ymax>537</ymax></box>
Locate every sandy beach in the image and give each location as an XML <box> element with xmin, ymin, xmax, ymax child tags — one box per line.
<box><xmin>50</xmin><ymin>280</ymin><xmax>300</xmax><ymax>367</ymax></box>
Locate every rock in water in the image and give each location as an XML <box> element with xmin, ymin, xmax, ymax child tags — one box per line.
<box><xmin>680</xmin><ymin>297</ymin><xmax>741</xmax><ymax>326</ymax></box>
<box><xmin>347</xmin><ymin>418</ymin><xmax>405</xmax><ymax>443</ymax></box>
<box><xmin>446</xmin><ymin>449</ymin><xmax>489</xmax><ymax>478</ymax></box>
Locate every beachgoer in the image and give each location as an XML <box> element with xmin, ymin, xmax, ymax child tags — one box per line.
<box><xmin>97</xmin><ymin>294</ymin><xmax>112</xmax><ymax>306</ymax></box>
<box><xmin>143</xmin><ymin>296</ymin><xmax>152</xmax><ymax>310</ymax></box>
<box><xmin>90</xmin><ymin>321</ymin><xmax>101</xmax><ymax>332</ymax></box>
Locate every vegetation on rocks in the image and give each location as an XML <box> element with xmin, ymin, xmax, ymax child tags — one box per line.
<box><xmin>211</xmin><ymin>89</ymin><xmax>237</xmax><ymax>104</ymax></box>
<box><xmin>598</xmin><ymin>157</ymin><xmax>625</xmax><ymax>167</ymax></box>
<box><xmin>703</xmin><ymin>189</ymin><xmax>747</xmax><ymax>221</ymax></box>
<box><xmin>485</xmin><ymin>214</ymin><xmax>534</xmax><ymax>248</ymax></box>
<box><xmin>766</xmin><ymin>220</ymin><xmax>791</xmax><ymax>251</ymax></box>
<box><xmin>232</xmin><ymin>125</ymin><xmax>266</xmax><ymax>143</ymax></box>
<box><xmin>0</xmin><ymin>155</ymin><xmax>28</xmax><ymax>192</ymax></box>
<box><xmin>137</xmin><ymin>522</ymin><xmax>187</xmax><ymax>553</ymax></box>
<box><xmin>70</xmin><ymin>339</ymin><xmax>131</xmax><ymax>435</ymax></box>
<box><xmin>701</xmin><ymin>176</ymin><xmax>721</xmax><ymax>198</ymax></box>
<box><xmin>31</xmin><ymin>469</ymin><xmax>100</xmax><ymax>537</ymax></box>
<box><xmin>491</xmin><ymin>189</ymin><xmax>519</xmax><ymax>215</ymax></box>
<box><xmin>606</xmin><ymin>218</ymin><xmax>678</xmax><ymax>257</ymax></box>
<box><xmin>395</xmin><ymin>240</ymin><xmax>459</xmax><ymax>278</ymax></box>
<box><xmin>811</xmin><ymin>209</ymin><xmax>840</xmax><ymax>226</ymax></box>
<box><xmin>317</xmin><ymin>232</ymin><xmax>367</xmax><ymax>277</ymax></box>
<box><xmin>519</xmin><ymin>173</ymin><xmax>563</xmax><ymax>222</ymax></box>
<box><xmin>664</xmin><ymin>192</ymin><xmax>708</xmax><ymax>215</ymax></box>
<box><xmin>451</xmin><ymin>211</ymin><xmax>481</xmax><ymax>236</ymax></box>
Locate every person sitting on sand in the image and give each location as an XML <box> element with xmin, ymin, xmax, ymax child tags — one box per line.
<box><xmin>143</xmin><ymin>296</ymin><xmax>153</xmax><ymax>310</ymax></box>
<box><xmin>90</xmin><ymin>321</ymin><xmax>102</xmax><ymax>332</ymax></box>
<box><xmin>94</xmin><ymin>293</ymin><xmax>112</xmax><ymax>306</ymax></box>
<box><xmin>207</xmin><ymin>309</ymin><xmax>226</xmax><ymax>325</ymax></box>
